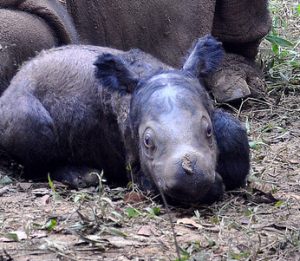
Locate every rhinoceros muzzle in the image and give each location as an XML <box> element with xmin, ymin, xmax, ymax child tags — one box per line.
<box><xmin>160</xmin><ymin>152</ymin><xmax>216</xmax><ymax>202</ymax></box>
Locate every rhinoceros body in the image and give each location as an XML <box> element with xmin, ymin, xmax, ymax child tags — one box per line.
<box><xmin>66</xmin><ymin>0</ymin><xmax>271</xmax><ymax>102</ymax></box>
<box><xmin>0</xmin><ymin>36</ymin><xmax>250</xmax><ymax>204</ymax></box>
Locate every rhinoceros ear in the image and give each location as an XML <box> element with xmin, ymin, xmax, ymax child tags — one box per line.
<box><xmin>182</xmin><ymin>35</ymin><xmax>224</xmax><ymax>77</ymax></box>
<box><xmin>94</xmin><ymin>53</ymin><xmax>139</xmax><ymax>93</ymax></box>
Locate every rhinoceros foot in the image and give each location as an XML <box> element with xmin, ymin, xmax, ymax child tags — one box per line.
<box><xmin>51</xmin><ymin>166</ymin><xmax>100</xmax><ymax>189</ymax></box>
<box><xmin>206</xmin><ymin>53</ymin><xmax>265</xmax><ymax>103</ymax></box>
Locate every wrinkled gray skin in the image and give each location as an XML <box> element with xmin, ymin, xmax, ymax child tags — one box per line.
<box><xmin>0</xmin><ymin>36</ymin><xmax>248</xmax><ymax>204</ymax></box>
<box><xmin>66</xmin><ymin>0</ymin><xmax>271</xmax><ymax>102</ymax></box>
<box><xmin>0</xmin><ymin>0</ymin><xmax>78</xmax><ymax>94</ymax></box>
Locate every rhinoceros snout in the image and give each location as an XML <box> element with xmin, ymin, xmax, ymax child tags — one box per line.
<box><xmin>162</xmin><ymin>151</ymin><xmax>216</xmax><ymax>202</ymax></box>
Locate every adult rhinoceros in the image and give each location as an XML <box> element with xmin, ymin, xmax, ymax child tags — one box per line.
<box><xmin>0</xmin><ymin>0</ymin><xmax>78</xmax><ymax>94</ymax></box>
<box><xmin>66</xmin><ymin>0</ymin><xmax>271</xmax><ymax>102</ymax></box>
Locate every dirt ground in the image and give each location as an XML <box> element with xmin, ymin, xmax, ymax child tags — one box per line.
<box><xmin>0</xmin><ymin>1</ymin><xmax>299</xmax><ymax>261</ymax></box>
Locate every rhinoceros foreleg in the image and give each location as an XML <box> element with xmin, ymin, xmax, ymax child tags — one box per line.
<box><xmin>212</xmin><ymin>109</ymin><xmax>250</xmax><ymax>190</ymax></box>
<box><xmin>210</xmin><ymin>0</ymin><xmax>270</xmax><ymax>102</ymax></box>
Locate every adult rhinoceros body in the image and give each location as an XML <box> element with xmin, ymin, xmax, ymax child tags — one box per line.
<box><xmin>0</xmin><ymin>0</ymin><xmax>78</xmax><ymax>93</ymax></box>
<box><xmin>66</xmin><ymin>0</ymin><xmax>271</xmax><ymax>102</ymax></box>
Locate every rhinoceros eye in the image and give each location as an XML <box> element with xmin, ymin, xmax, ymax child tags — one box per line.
<box><xmin>206</xmin><ymin>125</ymin><xmax>213</xmax><ymax>137</ymax></box>
<box><xmin>144</xmin><ymin>133</ymin><xmax>155</xmax><ymax>149</ymax></box>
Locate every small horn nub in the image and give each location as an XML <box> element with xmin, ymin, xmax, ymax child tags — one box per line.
<box><xmin>182</xmin><ymin>154</ymin><xmax>194</xmax><ymax>175</ymax></box>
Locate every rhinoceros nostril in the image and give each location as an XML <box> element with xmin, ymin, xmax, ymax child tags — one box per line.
<box><xmin>181</xmin><ymin>154</ymin><xmax>194</xmax><ymax>175</ymax></box>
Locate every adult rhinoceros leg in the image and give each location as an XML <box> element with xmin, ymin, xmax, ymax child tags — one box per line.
<box><xmin>205</xmin><ymin>53</ymin><xmax>265</xmax><ymax>102</ymax></box>
<box><xmin>210</xmin><ymin>0</ymin><xmax>271</xmax><ymax>102</ymax></box>
<box><xmin>0</xmin><ymin>1</ymin><xmax>78</xmax><ymax>94</ymax></box>
<box><xmin>18</xmin><ymin>0</ymin><xmax>79</xmax><ymax>44</ymax></box>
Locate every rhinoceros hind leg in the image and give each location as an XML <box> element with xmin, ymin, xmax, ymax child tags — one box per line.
<box><xmin>50</xmin><ymin>166</ymin><xmax>101</xmax><ymax>189</ymax></box>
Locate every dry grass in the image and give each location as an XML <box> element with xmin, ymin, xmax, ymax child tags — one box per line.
<box><xmin>0</xmin><ymin>0</ymin><xmax>299</xmax><ymax>260</ymax></box>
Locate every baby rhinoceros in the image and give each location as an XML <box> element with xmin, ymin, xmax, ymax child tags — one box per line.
<box><xmin>0</xmin><ymin>35</ymin><xmax>250</xmax><ymax>204</ymax></box>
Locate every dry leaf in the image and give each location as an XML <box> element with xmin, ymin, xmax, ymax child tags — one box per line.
<box><xmin>40</xmin><ymin>194</ymin><xmax>51</xmax><ymax>205</ymax></box>
<box><xmin>289</xmin><ymin>159</ymin><xmax>299</xmax><ymax>164</ymax></box>
<box><xmin>248</xmin><ymin>181</ymin><xmax>278</xmax><ymax>204</ymax></box>
<box><xmin>124</xmin><ymin>191</ymin><xmax>145</xmax><ymax>204</ymax></box>
<box><xmin>137</xmin><ymin>226</ymin><xmax>152</xmax><ymax>237</ymax></box>
<box><xmin>18</xmin><ymin>182</ymin><xmax>33</xmax><ymax>191</ymax></box>
<box><xmin>32</xmin><ymin>188</ymin><xmax>50</xmax><ymax>197</ymax></box>
<box><xmin>137</xmin><ymin>223</ymin><xmax>159</xmax><ymax>237</ymax></box>
<box><xmin>107</xmin><ymin>237</ymin><xmax>144</xmax><ymax>248</ymax></box>
<box><xmin>176</xmin><ymin>218</ymin><xmax>203</xmax><ymax>229</ymax></box>
<box><xmin>32</xmin><ymin>232</ymin><xmax>48</xmax><ymax>239</ymax></box>
<box><xmin>0</xmin><ymin>185</ymin><xmax>10</xmax><ymax>196</ymax></box>
<box><xmin>249</xmin><ymin>181</ymin><xmax>273</xmax><ymax>194</ymax></box>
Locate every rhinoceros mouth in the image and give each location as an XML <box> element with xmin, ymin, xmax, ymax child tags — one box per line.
<box><xmin>162</xmin><ymin>182</ymin><xmax>212</xmax><ymax>204</ymax></box>
<box><xmin>149</xmin><ymin>171</ymin><xmax>213</xmax><ymax>204</ymax></box>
